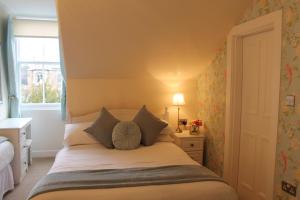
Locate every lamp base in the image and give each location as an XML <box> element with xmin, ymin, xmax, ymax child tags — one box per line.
<box><xmin>176</xmin><ymin>127</ymin><xmax>182</xmax><ymax>133</ymax></box>
<box><xmin>176</xmin><ymin>106</ymin><xmax>182</xmax><ymax>133</ymax></box>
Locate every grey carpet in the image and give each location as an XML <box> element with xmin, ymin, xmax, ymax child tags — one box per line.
<box><xmin>4</xmin><ymin>158</ymin><xmax>54</xmax><ymax>200</ymax></box>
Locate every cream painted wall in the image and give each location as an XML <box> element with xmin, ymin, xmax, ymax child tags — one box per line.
<box><xmin>22</xmin><ymin>109</ymin><xmax>65</xmax><ymax>157</ymax></box>
<box><xmin>0</xmin><ymin>5</ymin><xmax>8</xmax><ymax>120</ymax></box>
<box><xmin>58</xmin><ymin>0</ymin><xmax>251</xmax><ymax>79</ymax></box>
<box><xmin>68</xmin><ymin>78</ymin><xmax>198</xmax><ymax>127</ymax></box>
<box><xmin>58</xmin><ymin>0</ymin><xmax>251</xmax><ymax>125</ymax></box>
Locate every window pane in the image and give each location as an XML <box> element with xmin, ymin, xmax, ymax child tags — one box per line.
<box><xmin>17</xmin><ymin>36</ymin><xmax>62</xmax><ymax>105</ymax></box>
<box><xmin>21</xmin><ymin>63</ymin><xmax>44</xmax><ymax>103</ymax></box>
<box><xmin>17</xmin><ymin>37</ymin><xmax>60</xmax><ymax>62</ymax></box>
<box><xmin>44</xmin><ymin>64</ymin><xmax>62</xmax><ymax>103</ymax></box>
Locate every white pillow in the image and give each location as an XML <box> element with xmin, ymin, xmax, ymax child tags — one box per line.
<box><xmin>63</xmin><ymin>122</ymin><xmax>98</xmax><ymax>147</ymax></box>
<box><xmin>156</xmin><ymin>125</ymin><xmax>174</xmax><ymax>142</ymax></box>
<box><xmin>157</xmin><ymin>134</ymin><xmax>174</xmax><ymax>142</ymax></box>
<box><xmin>63</xmin><ymin>122</ymin><xmax>174</xmax><ymax>147</ymax></box>
<box><xmin>160</xmin><ymin>125</ymin><xmax>174</xmax><ymax>135</ymax></box>
<box><xmin>69</xmin><ymin>109</ymin><xmax>174</xmax><ymax>144</ymax></box>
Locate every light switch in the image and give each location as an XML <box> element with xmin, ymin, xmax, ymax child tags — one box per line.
<box><xmin>286</xmin><ymin>95</ymin><xmax>296</xmax><ymax>107</ymax></box>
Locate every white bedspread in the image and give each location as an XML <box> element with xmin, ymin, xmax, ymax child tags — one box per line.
<box><xmin>32</xmin><ymin>142</ymin><xmax>238</xmax><ymax>200</ymax></box>
<box><xmin>0</xmin><ymin>141</ymin><xmax>14</xmax><ymax>200</ymax></box>
<box><xmin>0</xmin><ymin>141</ymin><xmax>14</xmax><ymax>172</ymax></box>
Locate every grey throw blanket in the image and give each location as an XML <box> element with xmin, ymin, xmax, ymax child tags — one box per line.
<box><xmin>0</xmin><ymin>136</ymin><xmax>8</xmax><ymax>144</ymax></box>
<box><xmin>28</xmin><ymin>165</ymin><xmax>225</xmax><ymax>200</ymax></box>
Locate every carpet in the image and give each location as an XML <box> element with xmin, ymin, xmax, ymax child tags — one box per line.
<box><xmin>4</xmin><ymin>158</ymin><xmax>54</xmax><ymax>200</ymax></box>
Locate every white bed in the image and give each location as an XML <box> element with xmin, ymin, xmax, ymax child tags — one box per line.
<box><xmin>30</xmin><ymin>109</ymin><xmax>238</xmax><ymax>200</ymax></box>
<box><xmin>31</xmin><ymin>142</ymin><xmax>237</xmax><ymax>200</ymax></box>
<box><xmin>0</xmin><ymin>141</ymin><xmax>14</xmax><ymax>200</ymax></box>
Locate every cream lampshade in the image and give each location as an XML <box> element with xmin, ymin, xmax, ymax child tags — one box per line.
<box><xmin>172</xmin><ymin>93</ymin><xmax>185</xmax><ymax>106</ymax></box>
<box><xmin>173</xmin><ymin>93</ymin><xmax>185</xmax><ymax>133</ymax></box>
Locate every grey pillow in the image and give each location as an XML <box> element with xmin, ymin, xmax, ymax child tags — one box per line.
<box><xmin>85</xmin><ymin>107</ymin><xmax>120</xmax><ymax>148</ymax></box>
<box><xmin>112</xmin><ymin>121</ymin><xmax>141</xmax><ymax>150</ymax></box>
<box><xmin>133</xmin><ymin>106</ymin><xmax>168</xmax><ymax>146</ymax></box>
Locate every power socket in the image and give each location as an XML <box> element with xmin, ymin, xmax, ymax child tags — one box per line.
<box><xmin>282</xmin><ymin>181</ymin><xmax>297</xmax><ymax>197</ymax></box>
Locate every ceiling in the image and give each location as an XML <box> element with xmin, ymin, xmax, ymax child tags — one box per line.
<box><xmin>0</xmin><ymin>0</ymin><xmax>252</xmax><ymax>80</ymax></box>
<box><xmin>58</xmin><ymin>0</ymin><xmax>252</xmax><ymax>80</ymax></box>
<box><xmin>0</xmin><ymin>0</ymin><xmax>56</xmax><ymax>18</ymax></box>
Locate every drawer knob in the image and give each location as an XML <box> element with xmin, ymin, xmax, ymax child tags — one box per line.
<box><xmin>190</xmin><ymin>143</ymin><xmax>194</xmax><ymax>147</ymax></box>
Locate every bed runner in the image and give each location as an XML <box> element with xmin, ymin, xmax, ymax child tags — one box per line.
<box><xmin>27</xmin><ymin>165</ymin><xmax>225</xmax><ymax>200</ymax></box>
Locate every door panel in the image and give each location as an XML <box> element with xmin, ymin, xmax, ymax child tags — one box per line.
<box><xmin>238</xmin><ymin>30</ymin><xmax>277</xmax><ymax>200</ymax></box>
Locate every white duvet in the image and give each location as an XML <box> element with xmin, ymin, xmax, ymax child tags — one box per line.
<box><xmin>32</xmin><ymin>142</ymin><xmax>238</xmax><ymax>200</ymax></box>
<box><xmin>0</xmin><ymin>141</ymin><xmax>14</xmax><ymax>172</ymax></box>
<box><xmin>0</xmin><ymin>141</ymin><xmax>14</xmax><ymax>200</ymax></box>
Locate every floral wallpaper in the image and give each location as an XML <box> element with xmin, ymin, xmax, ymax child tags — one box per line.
<box><xmin>198</xmin><ymin>0</ymin><xmax>300</xmax><ymax>199</ymax></box>
<box><xmin>197</xmin><ymin>46</ymin><xmax>227</xmax><ymax>176</ymax></box>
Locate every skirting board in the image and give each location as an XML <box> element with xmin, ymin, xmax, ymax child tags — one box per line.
<box><xmin>32</xmin><ymin>150</ymin><xmax>59</xmax><ymax>158</ymax></box>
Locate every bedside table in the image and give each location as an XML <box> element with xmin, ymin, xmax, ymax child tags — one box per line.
<box><xmin>173</xmin><ymin>130</ymin><xmax>205</xmax><ymax>164</ymax></box>
<box><xmin>0</xmin><ymin>118</ymin><xmax>32</xmax><ymax>184</ymax></box>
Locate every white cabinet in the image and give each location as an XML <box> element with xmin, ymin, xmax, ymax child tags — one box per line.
<box><xmin>0</xmin><ymin>118</ymin><xmax>32</xmax><ymax>184</ymax></box>
<box><xmin>173</xmin><ymin>131</ymin><xmax>205</xmax><ymax>164</ymax></box>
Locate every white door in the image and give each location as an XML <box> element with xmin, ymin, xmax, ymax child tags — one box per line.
<box><xmin>237</xmin><ymin>29</ymin><xmax>279</xmax><ymax>200</ymax></box>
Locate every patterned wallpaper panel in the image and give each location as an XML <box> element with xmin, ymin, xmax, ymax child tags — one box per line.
<box><xmin>198</xmin><ymin>0</ymin><xmax>300</xmax><ymax>199</ymax></box>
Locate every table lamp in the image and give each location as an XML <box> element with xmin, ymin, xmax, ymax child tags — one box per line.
<box><xmin>173</xmin><ymin>93</ymin><xmax>185</xmax><ymax>133</ymax></box>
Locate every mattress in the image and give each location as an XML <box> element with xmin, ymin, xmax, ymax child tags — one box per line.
<box><xmin>32</xmin><ymin>142</ymin><xmax>238</xmax><ymax>200</ymax></box>
<box><xmin>0</xmin><ymin>141</ymin><xmax>14</xmax><ymax>172</ymax></box>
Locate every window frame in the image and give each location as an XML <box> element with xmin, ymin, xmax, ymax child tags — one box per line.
<box><xmin>15</xmin><ymin>36</ymin><xmax>62</xmax><ymax>110</ymax></box>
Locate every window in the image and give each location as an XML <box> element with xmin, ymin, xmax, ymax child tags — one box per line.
<box><xmin>16</xmin><ymin>37</ymin><xmax>62</xmax><ymax>105</ymax></box>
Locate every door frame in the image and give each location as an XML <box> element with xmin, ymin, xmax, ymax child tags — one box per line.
<box><xmin>224</xmin><ymin>10</ymin><xmax>282</xmax><ymax>191</ymax></box>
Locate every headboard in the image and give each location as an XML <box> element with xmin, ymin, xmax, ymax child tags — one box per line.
<box><xmin>68</xmin><ymin>107</ymin><xmax>170</xmax><ymax>124</ymax></box>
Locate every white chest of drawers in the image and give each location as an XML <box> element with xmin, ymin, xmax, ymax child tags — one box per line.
<box><xmin>0</xmin><ymin>118</ymin><xmax>32</xmax><ymax>184</ymax></box>
<box><xmin>173</xmin><ymin>131</ymin><xmax>205</xmax><ymax>164</ymax></box>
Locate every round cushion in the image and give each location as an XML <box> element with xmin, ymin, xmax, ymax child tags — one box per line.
<box><xmin>112</xmin><ymin>121</ymin><xmax>141</xmax><ymax>150</ymax></box>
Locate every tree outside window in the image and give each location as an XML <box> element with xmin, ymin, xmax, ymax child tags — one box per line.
<box><xmin>16</xmin><ymin>37</ymin><xmax>62</xmax><ymax>104</ymax></box>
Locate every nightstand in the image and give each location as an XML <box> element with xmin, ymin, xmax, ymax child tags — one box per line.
<box><xmin>0</xmin><ymin>118</ymin><xmax>32</xmax><ymax>184</ymax></box>
<box><xmin>173</xmin><ymin>130</ymin><xmax>205</xmax><ymax>164</ymax></box>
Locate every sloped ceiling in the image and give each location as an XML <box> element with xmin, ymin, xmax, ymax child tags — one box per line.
<box><xmin>58</xmin><ymin>0</ymin><xmax>251</xmax><ymax>80</ymax></box>
<box><xmin>0</xmin><ymin>0</ymin><xmax>56</xmax><ymax>18</ymax></box>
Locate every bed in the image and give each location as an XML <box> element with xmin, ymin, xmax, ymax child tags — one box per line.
<box><xmin>29</xmin><ymin>109</ymin><xmax>238</xmax><ymax>200</ymax></box>
<box><xmin>0</xmin><ymin>138</ymin><xmax>14</xmax><ymax>200</ymax></box>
